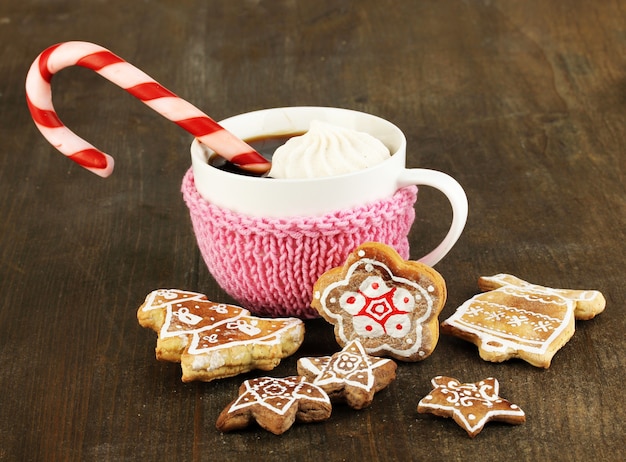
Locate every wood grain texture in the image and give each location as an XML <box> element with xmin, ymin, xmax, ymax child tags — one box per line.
<box><xmin>0</xmin><ymin>1</ymin><xmax>624</xmax><ymax>461</ymax></box>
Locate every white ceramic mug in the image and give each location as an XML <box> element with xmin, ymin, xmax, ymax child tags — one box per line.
<box><xmin>190</xmin><ymin>106</ymin><xmax>468</xmax><ymax>267</ymax></box>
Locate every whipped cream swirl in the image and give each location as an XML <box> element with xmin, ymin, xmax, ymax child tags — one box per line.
<box><xmin>268</xmin><ymin>120</ymin><xmax>391</xmax><ymax>179</ymax></box>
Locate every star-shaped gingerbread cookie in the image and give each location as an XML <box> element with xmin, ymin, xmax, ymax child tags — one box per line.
<box><xmin>137</xmin><ymin>289</ymin><xmax>305</xmax><ymax>382</ymax></box>
<box><xmin>417</xmin><ymin>376</ymin><xmax>525</xmax><ymax>437</ymax></box>
<box><xmin>297</xmin><ymin>339</ymin><xmax>397</xmax><ymax>409</ymax></box>
<box><xmin>311</xmin><ymin>242</ymin><xmax>447</xmax><ymax>361</ymax></box>
<box><xmin>216</xmin><ymin>376</ymin><xmax>332</xmax><ymax>435</ymax></box>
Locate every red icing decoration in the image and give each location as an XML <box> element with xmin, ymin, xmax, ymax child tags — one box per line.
<box><xmin>356</xmin><ymin>287</ymin><xmax>408</xmax><ymax>334</ymax></box>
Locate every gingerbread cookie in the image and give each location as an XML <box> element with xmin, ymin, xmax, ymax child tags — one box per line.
<box><xmin>311</xmin><ymin>242</ymin><xmax>447</xmax><ymax>361</ymax></box>
<box><xmin>297</xmin><ymin>339</ymin><xmax>397</xmax><ymax>409</ymax></box>
<box><xmin>216</xmin><ymin>376</ymin><xmax>332</xmax><ymax>435</ymax></box>
<box><xmin>417</xmin><ymin>376</ymin><xmax>525</xmax><ymax>438</ymax></box>
<box><xmin>477</xmin><ymin>273</ymin><xmax>606</xmax><ymax>320</ymax></box>
<box><xmin>441</xmin><ymin>274</ymin><xmax>605</xmax><ymax>368</ymax></box>
<box><xmin>137</xmin><ymin>289</ymin><xmax>305</xmax><ymax>382</ymax></box>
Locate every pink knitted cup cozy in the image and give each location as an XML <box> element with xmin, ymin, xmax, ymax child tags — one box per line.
<box><xmin>181</xmin><ymin>169</ymin><xmax>418</xmax><ymax>318</ymax></box>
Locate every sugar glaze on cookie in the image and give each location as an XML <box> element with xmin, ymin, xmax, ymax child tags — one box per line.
<box><xmin>441</xmin><ymin>274</ymin><xmax>605</xmax><ymax>368</ymax></box>
<box><xmin>312</xmin><ymin>242</ymin><xmax>446</xmax><ymax>361</ymax></box>
<box><xmin>444</xmin><ymin>288</ymin><xmax>574</xmax><ymax>357</ymax></box>
<box><xmin>297</xmin><ymin>339</ymin><xmax>397</xmax><ymax>409</ymax></box>
<box><xmin>417</xmin><ymin>376</ymin><xmax>525</xmax><ymax>437</ymax></box>
<box><xmin>322</xmin><ymin>256</ymin><xmax>436</xmax><ymax>344</ymax></box>
<box><xmin>227</xmin><ymin>376</ymin><xmax>330</xmax><ymax>417</ymax></box>
<box><xmin>216</xmin><ymin>376</ymin><xmax>332</xmax><ymax>435</ymax></box>
<box><xmin>138</xmin><ymin>289</ymin><xmax>305</xmax><ymax>381</ymax></box>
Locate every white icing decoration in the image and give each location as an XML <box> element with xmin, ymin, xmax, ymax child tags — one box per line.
<box><xmin>339</xmin><ymin>291</ymin><xmax>365</xmax><ymax>315</ymax></box>
<box><xmin>176</xmin><ymin>308</ymin><xmax>203</xmax><ymax>325</ymax></box>
<box><xmin>418</xmin><ymin>377</ymin><xmax>525</xmax><ymax>435</ymax></box>
<box><xmin>228</xmin><ymin>377</ymin><xmax>330</xmax><ymax>416</ymax></box>
<box><xmin>317</xmin><ymin>257</ymin><xmax>436</xmax><ymax>358</ymax></box>
<box><xmin>300</xmin><ymin>340</ymin><xmax>393</xmax><ymax>393</ymax></box>
<box><xmin>212</xmin><ymin>304</ymin><xmax>229</xmax><ymax>314</ymax></box>
<box><xmin>484</xmin><ymin>274</ymin><xmax>604</xmax><ymax>304</ymax></box>
<box><xmin>141</xmin><ymin>289</ymin><xmax>303</xmax><ymax>364</ymax></box>
<box><xmin>226</xmin><ymin>320</ymin><xmax>262</xmax><ymax>336</ymax></box>
<box><xmin>384</xmin><ymin>314</ymin><xmax>412</xmax><ymax>338</ymax></box>
<box><xmin>353</xmin><ymin>315</ymin><xmax>385</xmax><ymax>337</ymax></box>
<box><xmin>444</xmin><ymin>289</ymin><xmax>572</xmax><ymax>355</ymax></box>
<box><xmin>141</xmin><ymin>289</ymin><xmax>206</xmax><ymax>311</ymax></box>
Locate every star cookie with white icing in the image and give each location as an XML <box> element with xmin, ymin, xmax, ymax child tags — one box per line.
<box><xmin>137</xmin><ymin>289</ymin><xmax>305</xmax><ymax>382</ymax></box>
<box><xmin>441</xmin><ymin>274</ymin><xmax>605</xmax><ymax>368</ymax></box>
<box><xmin>311</xmin><ymin>242</ymin><xmax>447</xmax><ymax>361</ymax></box>
<box><xmin>417</xmin><ymin>376</ymin><xmax>526</xmax><ymax>437</ymax></box>
<box><xmin>216</xmin><ymin>376</ymin><xmax>332</xmax><ymax>435</ymax></box>
<box><xmin>297</xmin><ymin>339</ymin><xmax>397</xmax><ymax>409</ymax></box>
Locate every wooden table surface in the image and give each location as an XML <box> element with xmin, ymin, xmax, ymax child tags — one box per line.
<box><xmin>1</xmin><ymin>1</ymin><xmax>624</xmax><ymax>460</ymax></box>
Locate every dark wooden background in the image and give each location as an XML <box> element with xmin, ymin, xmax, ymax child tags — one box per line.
<box><xmin>1</xmin><ymin>1</ymin><xmax>624</xmax><ymax>461</ymax></box>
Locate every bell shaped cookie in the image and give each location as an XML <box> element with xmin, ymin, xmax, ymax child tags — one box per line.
<box><xmin>441</xmin><ymin>274</ymin><xmax>605</xmax><ymax>368</ymax></box>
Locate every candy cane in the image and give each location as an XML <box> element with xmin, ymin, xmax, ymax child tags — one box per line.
<box><xmin>25</xmin><ymin>41</ymin><xmax>271</xmax><ymax>177</ymax></box>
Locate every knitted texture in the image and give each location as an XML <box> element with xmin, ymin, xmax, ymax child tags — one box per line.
<box><xmin>181</xmin><ymin>169</ymin><xmax>417</xmax><ymax>318</ymax></box>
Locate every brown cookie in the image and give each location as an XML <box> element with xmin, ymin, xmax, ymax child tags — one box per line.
<box><xmin>216</xmin><ymin>376</ymin><xmax>332</xmax><ymax>435</ymax></box>
<box><xmin>137</xmin><ymin>289</ymin><xmax>305</xmax><ymax>382</ymax></box>
<box><xmin>477</xmin><ymin>273</ymin><xmax>606</xmax><ymax>320</ymax></box>
<box><xmin>417</xmin><ymin>376</ymin><xmax>526</xmax><ymax>438</ymax></box>
<box><xmin>441</xmin><ymin>274</ymin><xmax>605</xmax><ymax>368</ymax></box>
<box><xmin>311</xmin><ymin>242</ymin><xmax>447</xmax><ymax>361</ymax></box>
<box><xmin>297</xmin><ymin>339</ymin><xmax>397</xmax><ymax>409</ymax></box>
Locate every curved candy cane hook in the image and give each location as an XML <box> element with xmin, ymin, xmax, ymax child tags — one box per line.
<box><xmin>25</xmin><ymin>41</ymin><xmax>271</xmax><ymax>177</ymax></box>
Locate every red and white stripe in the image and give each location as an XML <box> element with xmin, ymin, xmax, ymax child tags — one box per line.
<box><xmin>25</xmin><ymin>41</ymin><xmax>270</xmax><ymax>177</ymax></box>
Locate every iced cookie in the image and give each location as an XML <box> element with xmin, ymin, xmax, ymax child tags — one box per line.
<box><xmin>311</xmin><ymin>242</ymin><xmax>447</xmax><ymax>361</ymax></box>
<box><xmin>297</xmin><ymin>339</ymin><xmax>397</xmax><ymax>409</ymax></box>
<box><xmin>216</xmin><ymin>376</ymin><xmax>332</xmax><ymax>435</ymax></box>
<box><xmin>477</xmin><ymin>273</ymin><xmax>606</xmax><ymax>320</ymax></box>
<box><xmin>441</xmin><ymin>274</ymin><xmax>605</xmax><ymax>368</ymax></box>
<box><xmin>417</xmin><ymin>376</ymin><xmax>526</xmax><ymax>438</ymax></box>
<box><xmin>137</xmin><ymin>289</ymin><xmax>305</xmax><ymax>382</ymax></box>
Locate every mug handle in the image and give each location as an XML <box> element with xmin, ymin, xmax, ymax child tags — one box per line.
<box><xmin>398</xmin><ymin>169</ymin><xmax>468</xmax><ymax>266</ymax></box>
